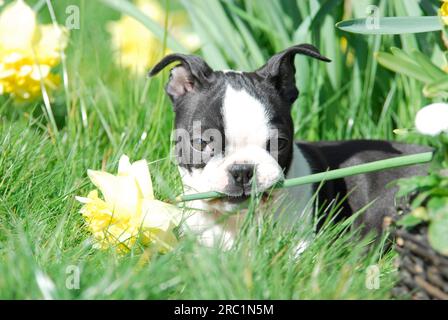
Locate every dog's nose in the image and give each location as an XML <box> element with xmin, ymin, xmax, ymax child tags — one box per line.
<box><xmin>228</xmin><ymin>163</ymin><xmax>255</xmax><ymax>186</ymax></box>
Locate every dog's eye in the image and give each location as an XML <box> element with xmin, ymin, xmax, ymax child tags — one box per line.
<box><xmin>278</xmin><ymin>138</ymin><xmax>289</xmax><ymax>150</ymax></box>
<box><xmin>267</xmin><ymin>138</ymin><xmax>289</xmax><ymax>152</ymax></box>
<box><xmin>191</xmin><ymin>138</ymin><xmax>209</xmax><ymax>152</ymax></box>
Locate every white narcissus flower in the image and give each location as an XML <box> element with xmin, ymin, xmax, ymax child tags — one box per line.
<box><xmin>415</xmin><ymin>103</ymin><xmax>448</xmax><ymax>136</ymax></box>
<box><xmin>76</xmin><ymin>155</ymin><xmax>182</xmax><ymax>253</ymax></box>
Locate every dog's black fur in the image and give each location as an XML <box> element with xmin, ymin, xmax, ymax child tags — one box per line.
<box><xmin>298</xmin><ymin>140</ymin><xmax>430</xmax><ymax>236</ymax></box>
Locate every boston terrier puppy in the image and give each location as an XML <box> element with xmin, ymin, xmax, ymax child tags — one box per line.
<box><xmin>149</xmin><ymin>44</ymin><xmax>430</xmax><ymax>248</ymax></box>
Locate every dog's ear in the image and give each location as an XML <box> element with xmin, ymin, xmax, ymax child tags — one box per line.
<box><xmin>255</xmin><ymin>44</ymin><xmax>331</xmax><ymax>103</ymax></box>
<box><xmin>149</xmin><ymin>53</ymin><xmax>213</xmax><ymax>102</ymax></box>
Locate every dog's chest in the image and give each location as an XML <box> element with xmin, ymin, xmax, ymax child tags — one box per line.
<box><xmin>273</xmin><ymin>145</ymin><xmax>314</xmax><ymax>228</ymax></box>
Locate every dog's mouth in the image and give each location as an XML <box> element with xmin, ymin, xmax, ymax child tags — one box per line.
<box><xmin>224</xmin><ymin>194</ymin><xmax>250</xmax><ymax>204</ymax></box>
<box><xmin>205</xmin><ymin>189</ymin><xmax>275</xmax><ymax>212</ymax></box>
<box><xmin>220</xmin><ymin>187</ymin><xmax>255</xmax><ymax>204</ymax></box>
<box><xmin>217</xmin><ymin>180</ymin><xmax>282</xmax><ymax>204</ymax></box>
<box><xmin>221</xmin><ymin>192</ymin><xmax>271</xmax><ymax>204</ymax></box>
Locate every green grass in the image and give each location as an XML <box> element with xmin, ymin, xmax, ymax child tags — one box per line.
<box><xmin>0</xmin><ymin>0</ymin><xmax>443</xmax><ymax>299</ymax></box>
<box><xmin>0</xmin><ymin>118</ymin><xmax>396</xmax><ymax>299</ymax></box>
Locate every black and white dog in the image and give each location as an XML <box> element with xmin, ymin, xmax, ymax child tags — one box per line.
<box><xmin>150</xmin><ymin>44</ymin><xmax>429</xmax><ymax>248</ymax></box>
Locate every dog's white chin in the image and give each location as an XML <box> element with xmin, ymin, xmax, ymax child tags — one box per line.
<box><xmin>207</xmin><ymin>198</ymin><xmax>248</xmax><ymax>213</ymax></box>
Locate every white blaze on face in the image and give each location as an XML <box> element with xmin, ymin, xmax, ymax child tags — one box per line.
<box><xmin>220</xmin><ymin>84</ymin><xmax>283</xmax><ymax>190</ymax></box>
<box><xmin>222</xmin><ymin>85</ymin><xmax>270</xmax><ymax>154</ymax></box>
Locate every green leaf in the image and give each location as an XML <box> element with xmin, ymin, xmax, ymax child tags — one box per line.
<box><xmin>427</xmin><ymin>197</ymin><xmax>448</xmax><ymax>220</ymax></box>
<box><xmin>397</xmin><ymin>214</ymin><xmax>424</xmax><ymax>228</ymax></box>
<box><xmin>429</xmin><ymin>214</ymin><xmax>448</xmax><ymax>256</ymax></box>
<box><xmin>431</xmin><ymin>187</ymin><xmax>448</xmax><ymax>198</ymax></box>
<box><xmin>411</xmin><ymin>191</ymin><xmax>432</xmax><ymax>209</ymax></box>
<box><xmin>99</xmin><ymin>0</ymin><xmax>187</xmax><ymax>53</ymax></box>
<box><xmin>180</xmin><ymin>0</ymin><xmax>228</xmax><ymax>69</ymax></box>
<box><xmin>336</xmin><ymin>16</ymin><xmax>443</xmax><ymax>35</ymax></box>
<box><xmin>181</xmin><ymin>0</ymin><xmax>250</xmax><ymax>69</ymax></box>
<box><xmin>232</xmin><ymin>16</ymin><xmax>266</xmax><ymax>68</ymax></box>
<box><xmin>423</xmin><ymin>78</ymin><xmax>448</xmax><ymax>98</ymax></box>
<box><xmin>410</xmin><ymin>50</ymin><xmax>447</xmax><ymax>80</ymax></box>
<box><xmin>390</xmin><ymin>47</ymin><xmax>415</xmax><ymax>65</ymax></box>
<box><xmin>223</xmin><ymin>1</ymin><xmax>272</xmax><ymax>34</ymax></box>
<box><xmin>395</xmin><ymin>175</ymin><xmax>439</xmax><ymax>198</ymax></box>
<box><xmin>310</xmin><ymin>0</ymin><xmax>343</xmax><ymax>30</ymax></box>
<box><xmin>376</xmin><ymin>52</ymin><xmax>434</xmax><ymax>84</ymax></box>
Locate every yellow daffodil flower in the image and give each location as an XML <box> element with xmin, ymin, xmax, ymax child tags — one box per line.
<box><xmin>0</xmin><ymin>0</ymin><xmax>68</xmax><ymax>103</ymax></box>
<box><xmin>441</xmin><ymin>0</ymin><xmax>448</xmax><ymax>25</ymax></box>
<box><xmin>107</xmin><ymin>0</ymin><xmax>200</xmax><ymax>75</ymax></box>
<box><xmin>76</xmin><ymin>154</ymin><xmax>183</xmax><ymax>253</ymax></box>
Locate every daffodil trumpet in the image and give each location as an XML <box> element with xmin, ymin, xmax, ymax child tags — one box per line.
<box><xmin>176</xmin><ymin>152</ymin><xmax>434</xmax><ymax>202</ymax></box>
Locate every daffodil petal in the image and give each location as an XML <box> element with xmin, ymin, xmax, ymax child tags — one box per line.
<box><xmin>118</xmin><ymin>154</ymin><xmax>132</xmax><ymax>175</ymax></box>
<box><xmin>30</xmin><ymin>64</ymin><xmax>50</xmax><ymax>81</ymax></box>
<box><xmin>75</xmin><ymin>196</ymin><xmax>91</xmax><ymax>204</ymax></box>
<box><xmin>0</xmin><ymin>0</ymin><xmax>36</xmax><ymax>53</ymax></box>
<box><xmin>87</xmin><ymin>169</ymin><xmax>140</xmax><ymax>218</ymax></box>
<box><xmin>34</xmin><ymin>24</ymin><xmax>68</xmax><ymax>66</ymax></box>
<box><xmin>0</xmin><ymin>67</ymin><xmax>15</xmax><ymax>79</ymax></box>
<box><xmin>130</xmin><ymin>159</ymin><xmax>154</xmax><ymax>199</ymax></box>
<box><xmin>140</xmin><ymin>199</ymin><xmax>182</xmax><ymax>231</ymax></box>
<box><xmin>117</xmin><ymin>155</ymin><xmax>153</xmax><ymax>199</ymax></box>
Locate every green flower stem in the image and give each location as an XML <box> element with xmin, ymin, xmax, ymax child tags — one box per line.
<box><xmin>176</xmin><ymin>152</ymin><xmax>433</xmax><ymax>203</ymax></box>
